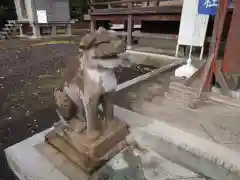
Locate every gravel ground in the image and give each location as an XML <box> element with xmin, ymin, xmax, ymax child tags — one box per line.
<box><xmin>0</xmin><ymin>41</ymin><xmax>155</xmax><ymax>180</ymax></box>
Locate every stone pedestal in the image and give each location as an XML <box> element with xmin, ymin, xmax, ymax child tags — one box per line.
<box><xmin>45</xmin><ymin>118</ymin><xmax>129</xmax><ymax>173</ymax></box>
<box><xmin>4</xmin><ymin>128</ymin><xmax>145</xmax><ymax>180</ymax></box>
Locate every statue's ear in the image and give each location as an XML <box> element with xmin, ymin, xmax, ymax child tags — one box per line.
<box><xmin>79</xmin><ymin>34</ymin><xmax>96</xmax><ymax>49</ymax></box>
<box><xmin>97</xmin><ymin>27</ymin><xmax>107</xmax><ymax>33</ymax></box>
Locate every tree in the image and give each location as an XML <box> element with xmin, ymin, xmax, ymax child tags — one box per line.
<box><xmin>0</xmin><ymin>0</ymin><xmax>16</xmax><ymax>29</ymax></box>
<box><xmin>69</xmin><ymin>0</ymin><xmax>88</xmax><ymax>18</ymax></box>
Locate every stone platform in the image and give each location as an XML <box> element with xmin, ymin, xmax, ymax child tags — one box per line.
<box><xmin>5</xmin><ymin>118</ymin><xmax>206</xmax><ymax>180</ymax></box>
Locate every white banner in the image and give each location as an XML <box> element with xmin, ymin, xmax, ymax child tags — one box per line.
<box><xmin>177</xmin><ymin>0</ymin><xmax>209</xmax><ymax>47</ymax></box>
<box><xmin>37</xmin><ymin>10</ymin><xmax>47</xmax><ymax>23</ymax></box>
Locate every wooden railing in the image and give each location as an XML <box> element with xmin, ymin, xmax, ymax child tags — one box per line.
<box><xmin>88</xmin><ymin>0</ymin><xmax>182</xmax><ymax>11</ymax></box>
<box><xmin>88</xmin><ymin>0</ymin><xmax>183</xmax><ymax>47</ymax></box>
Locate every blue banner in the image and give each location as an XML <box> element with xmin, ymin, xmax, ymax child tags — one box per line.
<box><xmin>198</xmin><ymin>0</ymin><xmax>229</xmax><ymax>16</ymax></box>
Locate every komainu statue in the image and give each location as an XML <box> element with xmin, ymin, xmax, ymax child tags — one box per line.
<box><xmin>45</xmin><ymin>28</ymin><xmax>130</xmax><ymax>174</ymax></box>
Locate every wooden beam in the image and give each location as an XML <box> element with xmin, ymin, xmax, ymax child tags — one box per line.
<box><xmin>92</xmin><ymin>0</ymin><xmax>147</xmax><ymax>6</ymax></box>
<box><xmin>184</xmin><ymin>62</ymin><xmax>206</xmax><ymax>87</ymax></box>
<box><xmin>189</xmin><ymin>0</ymin><xmax>230</xmax><ymax>109</ymax></box>
<box><xmin>112</xmin><ymin>31</ymin><xmax>178</xmax><ymax>40</ymax></box>
<box><xmin>127</xmin><ymin>3</ymin><xmax>133</xmax><ymax>48</ymax></box>
<box><xmin>91</xmin><ymin>6</ymin><xmax>182</xmax><ymax>16</ymax></box>
<box><xmin>92</xmin><ymin>0</ymin><xmax>183</xmax><ymax>6</ymax></box>
<box><xmin>196</xmin><ymin>0</ymin><xmax>229</xmax><ymax>98</ymax></box>
<box><xmin>170</xmin><ymin>82</ymin><xmax>240</xmax><ymax>108</ymax></box>
<box><xmin>214</xmin><ymin>66</ymin><xmax>231</xmax><ymax>95</ymax></box>
<box><xmin>133</xmin><ymin>14</ymin><xmax>180</xmax><ymax>21</ymax></box>
<box><xmin>92</xmin><ymin>14</ymin><xmax>180</xmax><ymax>21</ymax></box>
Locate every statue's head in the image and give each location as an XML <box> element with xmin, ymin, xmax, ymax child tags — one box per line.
<box><xmin>79</xmin><ymin>28</ymin><xmax>126</xmax><ymax>69</ymax></box>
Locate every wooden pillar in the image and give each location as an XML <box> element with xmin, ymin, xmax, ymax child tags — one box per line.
<box><xmin>51</xmin><ymin>25</ymin><xmax>56</xmax><ymax>37</ymax></box>
<box><xmin>197</xmin><ymin>0</ymin><xmax>229</xmax><ymax>97</ymax></box>
<box><xmin>66</xmin><ymin>24</ymin><xmax>72</xmax><ymax>36</ymax></box>
<box><xmin>90</xmin><ymin>17</ymin><xmax>96</xmax><ymax>33</ymax></box>
<box><xmin>127</xmin><ymin>2</ymin><xmax>133</xmax><ymax>49</ymax></box>
<box><xmin>88</xmin><ymin>0</ymin><xmax>95</xmax><ymax>33</ymax></box>
<box><xmin>127</xmin><ymin>15</ymin><xmax>133</xmax><ymax>49</ymax></box>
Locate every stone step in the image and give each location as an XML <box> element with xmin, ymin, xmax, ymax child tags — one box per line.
<box><xmin>5</xmin><ymin>24</ymin><xmax>14</xmax><ymax>27</ymax></box>
<box><xmin>55</xmin><ymin>85</ymin><xmax>240</xmax><ymax>180</ymax></box>
<box><xmin>114</xmin><ymin>106</ymin><xmax>240</xmax><ymax>180</ymax></box>
<box><xmin>0</xmin><ymin>31</ymin><xmax>8</xmax><ymax>35</ymax></box>
<box><xmin>134</xmin><ymin>148</ymin><xmax>208</xmax><ymax>180</ymax></box>
<box><xmin>0</xmin><ymin>36</ymin><xmax>6</xmax><ymax>40</ymax></box>
<box><xmin>3</xmin><ymin>27</ymin><xmax>10</xmax><ymax>30</ymax></box>
<box><xmin>7</xmin><ymin>20</ymin><xmax>16</xmax><ymax>24</ymax></box>
<box><xmin>2</xmin><ymin>27</ymin><xmax>12</xmax><ymax>32</ymax></box>
<box><xmin>4</xmin><ymin>127</ymin><xmax>208</xmax><ymax>180</ymax></box>
<box><xmin>0</xmin><ymin>33</ymin><xmax>7</xmax><ymax>40</ymax></box>
<box><xmin>5</xmin><ymin>128</ymin><xmax>208</xmax><ymax>180</ymax></box>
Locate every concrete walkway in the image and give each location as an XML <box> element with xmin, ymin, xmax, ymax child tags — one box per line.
<box><xmin>116</xmin><ymin>72</ymin><xmax>240</xmax><ymax>152</ymax></box>
<box><xmin>115</xmin><ymin>70</ymin><xmax>240</xmax><ymax>180</ymax></box>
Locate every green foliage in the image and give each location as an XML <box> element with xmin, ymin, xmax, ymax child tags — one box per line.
<box><xmin>0</xmin><ymin>5</ymin><xmax>7</xmax><ymax>17</ymax></box>
<box><xmin>96</xmin><ymin>20</ymin><xmax>112</xmax><ymax>30</ymax></box>
<box><xmin>70</xmin><ymin>0</ymin><xmax>88</xmax><ymax>18</ymax></box>
<box><xmin>0</xmin><ymin>1</ymin><xmax>16</xmax><ymax>29</ymax></box>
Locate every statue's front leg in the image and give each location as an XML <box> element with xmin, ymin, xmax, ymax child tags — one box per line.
<box><xmin>83</xmin><ymin>68</ymin><xmax>103</xmax><ymax>136</ymax></box>
<box><xmin>83</xmin><ymin>93</ymin><xmax>101</xmax><ymax>135</ymax></box>
<box><xmin>102</xmin><ymin>91</ymin><xmax>114</xmax><ymax>123</ymax></box>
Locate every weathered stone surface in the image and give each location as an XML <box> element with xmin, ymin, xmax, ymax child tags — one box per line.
<box><xmin>93</xmin><ymin>43</ymin><xmax>117</xmax><ymax>58</ymax></box>
<box><xmin>79</xmin><ymin>34</ymin><xmax>96</xmax><ymax>49</ymax></box>
<box><xmin>62</xmin><ymin>58</ymin><xmax>81</xmax><ymax>87</ymax></box>
<box><xmin>46</xmin><ymin>119</ymin><xmax>129</xmax><ymax>159</ymax></box>
<box><xmin>90</xmin><ymin>120</ymin><xmax>129</xmax><ymax>159</ymax></box>
<box><xmin>85</xmin><ymin>56</ymin><xmax>123</xmax><ymax>69</ymax></box>
<box><xmin>92</xmin><ymin>33</ymin><xmax>114</xmax><ymax>46</ymax></box>
<box><xmin>46</xmin><ymin>27</ymin><xmax>129</xmax><ymax>175</ymax></box>
<box><xmin>46</xmin><ymin>124</ymin><xmax>128</xmax><ymax>173</ymax></box>
<box><xmin>5</xmin><ymin>120</ymin><xmax>208</xmax><ymax>180</ymax></box>
<box><xmin>54</xmin><ymin>90</ymin><xmax>76</xmax><ymax>119</ymax></box>
<box><xmin>68</xmin><ymin>118</ymin><xmax>86</xmax><ymax>133</ymax></box>
<box><xmin>79</xmin><ymin>28</ymin><xmax>125</xmax><ymax>58</ymax></box>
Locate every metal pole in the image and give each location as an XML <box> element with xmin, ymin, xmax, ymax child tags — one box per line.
<box><xmin>188</xmin><ymin>12</ymin><xmax>198</xmax><ymax>61</ymax></box>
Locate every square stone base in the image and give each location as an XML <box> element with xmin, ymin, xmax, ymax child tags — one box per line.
<box><xmin>45</xmin><ymin>119</ymin><xmax>129</xmax><ymax>173</ymax></box>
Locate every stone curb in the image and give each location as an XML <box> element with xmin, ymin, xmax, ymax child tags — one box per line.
<box><xmin>114</xmin><ymin>106</ymin><xmax>240</xmax><ymax>180</ymax></box>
